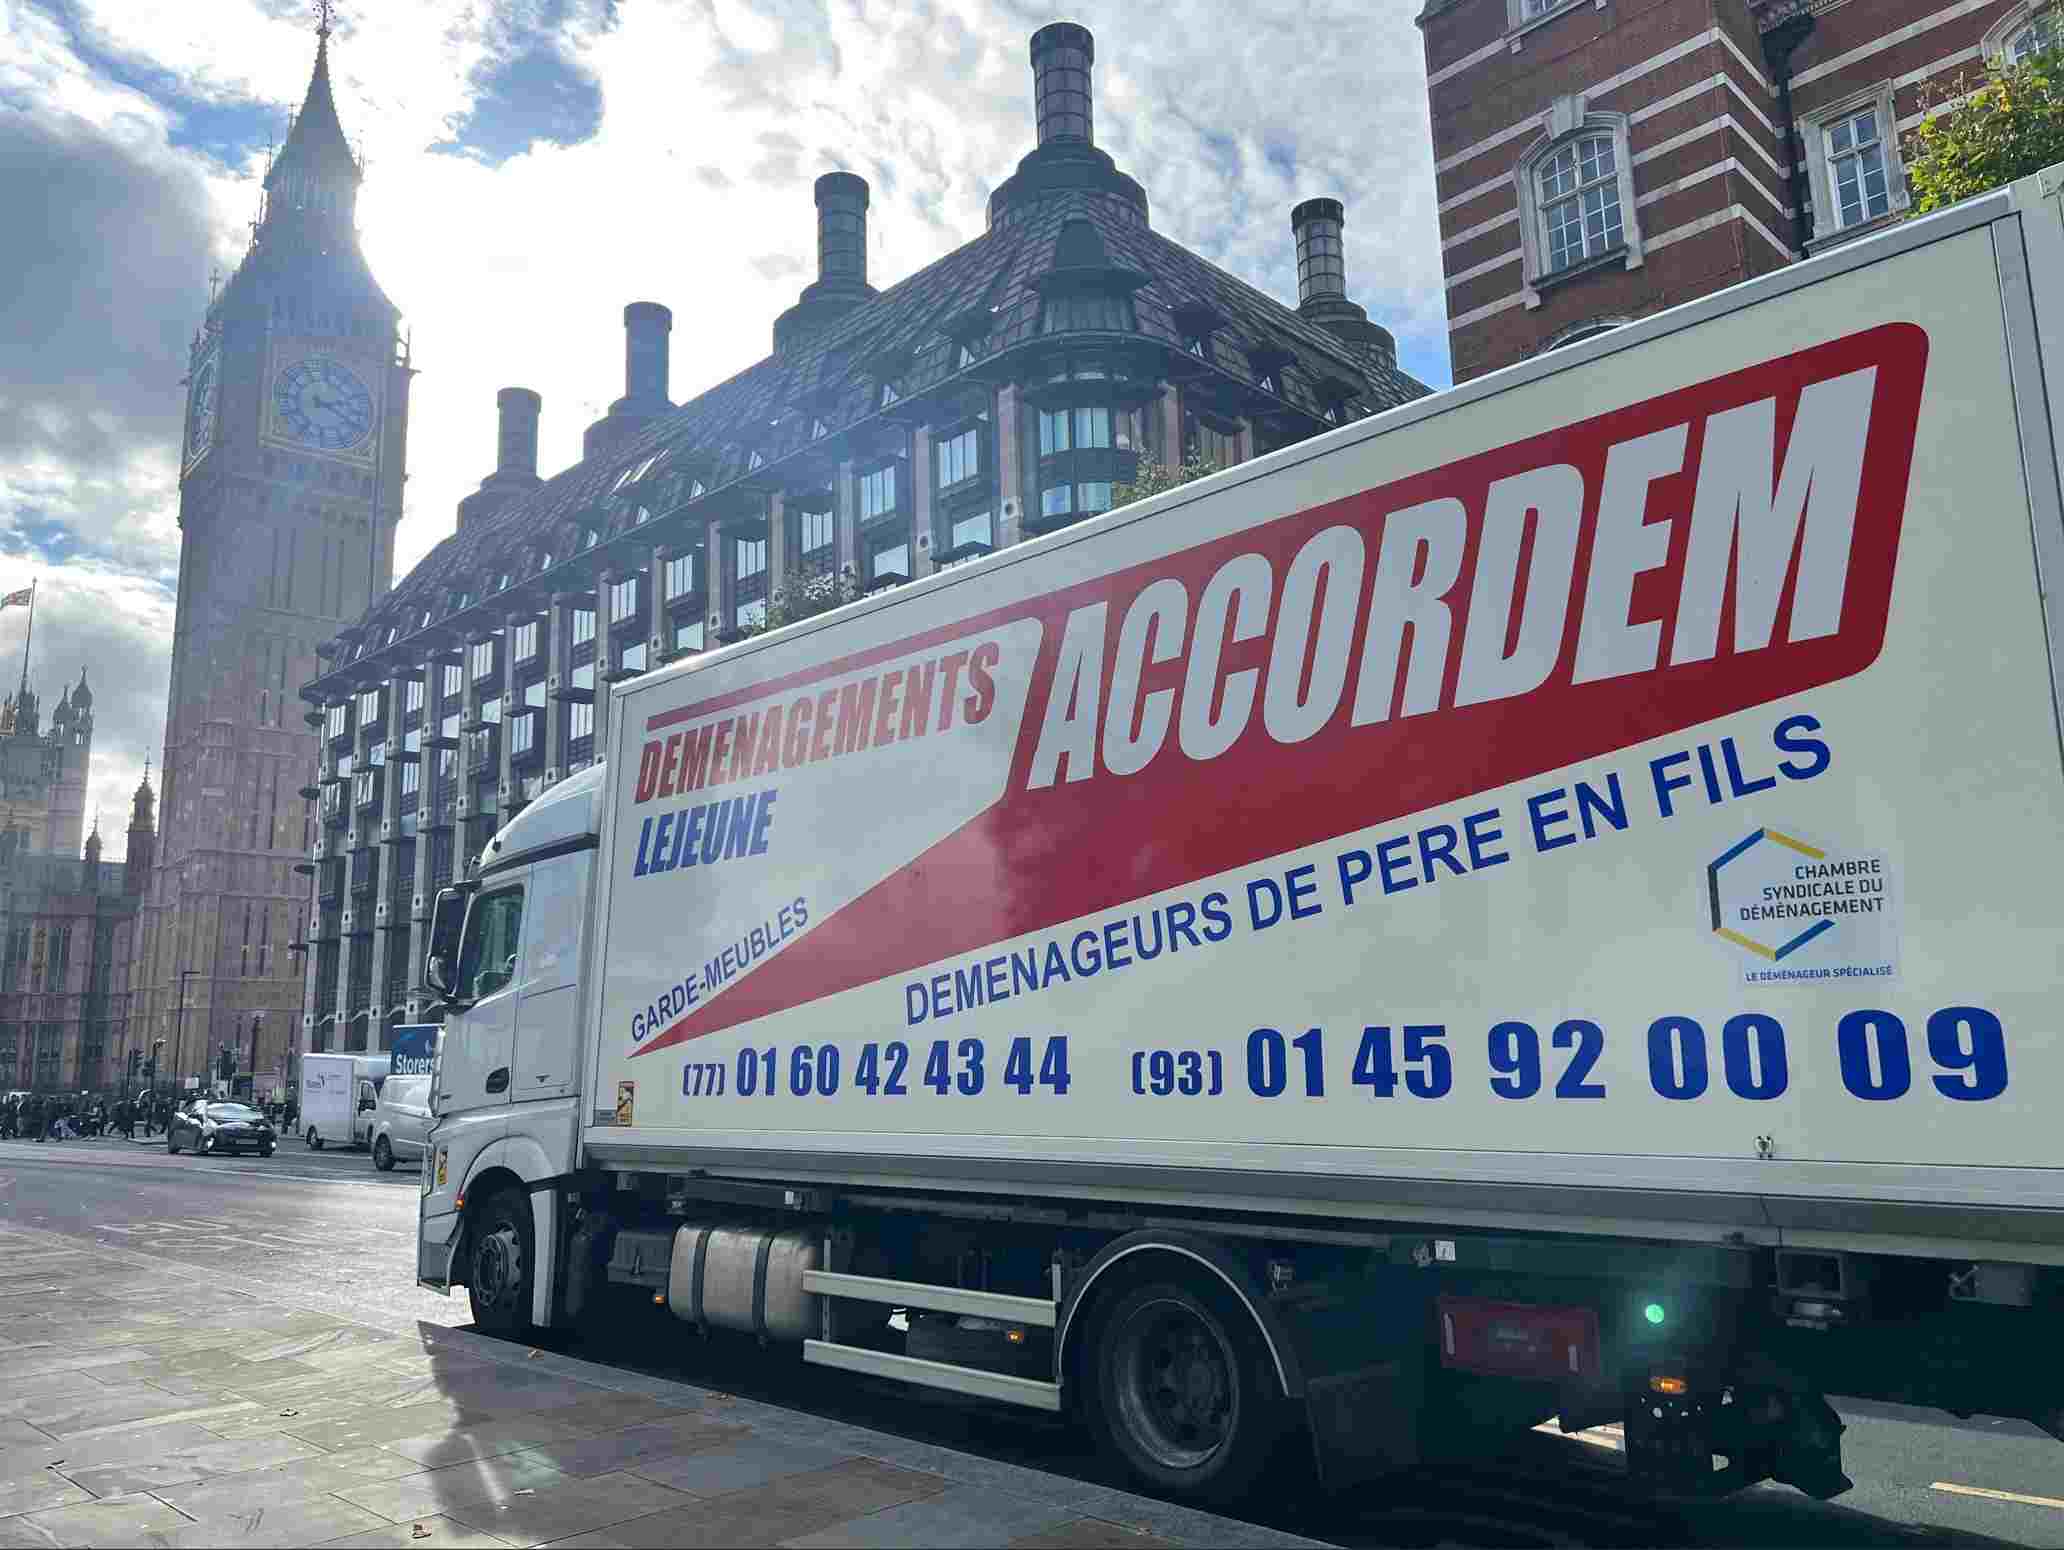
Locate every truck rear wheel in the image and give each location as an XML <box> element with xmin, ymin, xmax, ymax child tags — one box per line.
<box><xmin>373</xmin><ymin>1135</ymin><xmax>394</xmax><ymax>1171</ymax></box>
<box><xmin>1086</xmin><ymin>1277</ymin><xmax>1287</xmax><ymax>1505</ymax></box>
<box><xmin>467</xmin><ymin>1189</ymin><xmax>534</xmax><ymax>1339</ymax></box>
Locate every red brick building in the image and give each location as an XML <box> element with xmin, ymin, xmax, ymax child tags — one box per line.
<box><xmin>1419</xmin><ymin>0</ymin><xmax>2063</xmax><ymax>381</ymax></box>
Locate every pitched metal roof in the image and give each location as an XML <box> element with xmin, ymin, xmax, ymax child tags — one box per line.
<box><xmin>329</xmin><ymin>188</ymin><xmax>1430</xmax><ymax>672</ymax></box>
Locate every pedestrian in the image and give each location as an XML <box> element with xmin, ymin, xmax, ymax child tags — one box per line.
<box><xmin>27</xmin><ymin>1094</ymin><xmax>44</xmax><ymax>1144</ymax></box>
<box><xmin>1</xmin><ymin>1096</ymin><xmax>15</xmax><ymax>1141</ymax></box>
<box><xmin>121</xmin><ymin>1098</ymin><xmax>136</xmax><ymax>1140</ymax></box>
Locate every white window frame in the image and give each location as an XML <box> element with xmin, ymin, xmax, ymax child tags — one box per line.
<box><xmin>1513</xmin><ymin>102</ymin><xmax>1642</xmax><ymax>311</ymax></box>
<box><xmin>1505</xmin><ymin>0</ymin><xmax>1601</xmax><ymax>49</ymax></box>
<box><xmin>1802</xmin><ymin>81</ymin><xmax>1908</xmax><ymax>249</ymax></box>
<box><xmin>1983</xmin><ymin>1</ymin><xmax>2062</xmax><ymax>62</ymax></box>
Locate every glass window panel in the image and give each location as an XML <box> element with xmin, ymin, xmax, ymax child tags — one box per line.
<box><xmin>621</xmin><ymin>640</ymin><xmax>647</xmax><ymax>672</ymax></box>
<box><xmin>735</xmin><ymin>597</ymin><xmax>767</xmax><ymax>629</ymax></box>
<box><xmin>665</xmin><ymin>553</ymin><xmax>695</xmax><ymax>599</ymax></box>
<box><xmin>936</xmin><ymin>428</ymin><xmax>980</xmax><ymax>487</ymax></box>
<box><xmin>573</xmin><ymin>661</ymin><xmax>595</xmax><ymax>692</ymax></box>
<box><xmin>799</xmin><ymin>509</ymin><xmax>834</xmax><ymax>553</ymax></box>
<box><xmin>673</xmin><ymin>619</ymin><xmax>704</xmax><ymax>652</ymax></box>
<box><xmin>1079</xmin><ymin>481</ymin><xmax>1113</xmax><ymax>514</ymax></box>
<box><xmin>1074</xmin><ymin>406</ymin><xmax>1111</xmax><ymax>448</ymax></box>
<box><xmin>872</xmin><ymin>543</ymin><xmax>908</xmax><ymax>579</ymax></box>
<box><xmin>950</xmin><ymin>511</ymin><xmax>993</xmax><ymax>549</ymax></box>
<box><xmin>570</xmin><ymin>702</ymin><xmax>594</xmax><ymax>742</ymax></box>
<box><xmin>572</xmin><ymin>609</ymin><xmax>595</xmax><ymax>645</ymax></box>
<box><xmin>735</xmin><ymin>537</ymin><xmax>767</xmax><ymax>579</ymax></box>
<box><xmin>860</xmin><ymin>465</ymin><xmax>898</xmax><ymax>520</ymax></box>
<box><xmin>1042</xmin><ymin>484</ymin><xmax>1073</xmax><ymax>517</ymax></box>
<box><xmin>1039</xmin><ymin>409</ymin><xmax>1070</xmax><ymax>456</ymax></box>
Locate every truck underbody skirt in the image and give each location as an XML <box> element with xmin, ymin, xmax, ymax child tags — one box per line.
<box><xmin>803</xmin><ymin>1339</ymin><xmax>1064</xmax><ymax>1411</ymax></box>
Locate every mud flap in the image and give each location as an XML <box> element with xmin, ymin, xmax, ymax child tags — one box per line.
<box><xmin>1287</xmin><ymin>1273</ymin><xmax>1431</xmax><ymax>1489</ymax></box>
<box><xmin>1305</xmin><ymin>1350</ymin><xmax>1426</xmax><ymax>1488</ymax></box>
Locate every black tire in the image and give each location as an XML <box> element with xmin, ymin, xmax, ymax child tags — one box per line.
<box><xmin>260</xmin><ymin>1145</ymin><xmax>275</xmax><ymax>1158</ymax></box>
<box><xmin>1084</xmin><ymin>1276</ymin><xmax>1289</xmax><ymax>1506</ymax></box>
<box><xmin>306</xmin><ymin>1128</ymin><xmax>322</xmax><ymax>1151</ymax></box>
<box><xmin>466</xmin><ymin>1188</ymin><xmax>534</xmax><ymax>1339</ymax></box>
<box><xmin>166</xmin><ymin>1130</ymin><xmax>178</xmax><ymax>1155</ymax></box>
<box><xmin>373</xmin><ymin>1135</ymin><xmax>394</xmax><ymax>1172</ymax></box>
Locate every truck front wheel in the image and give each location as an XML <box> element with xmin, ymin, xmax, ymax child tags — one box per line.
<box><xmin>467</xmin><ymin>1189</ymin><xmax>534</xmax><ymax>1339</ymax></box>
<box><xmin>1087</xmin><ymin>1278</ymin><xmax>1287</xmax><ymax>1505</ymax></box>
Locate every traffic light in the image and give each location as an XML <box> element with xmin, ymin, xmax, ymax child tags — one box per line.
<box><xmin>128</xmin><ymin>1049</ymin><xmax>141</xmax><ymax>1076</ymax></box>
<box><xmin>217</xmin><ymin>1045</ymin><xmax>235</xmax><ymax>1081</ymax></box>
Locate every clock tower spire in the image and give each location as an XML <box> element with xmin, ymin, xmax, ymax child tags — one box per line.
<box><xmin>142</xmin><ymin>2</ymin><xmax>412</xmax><ymax>1100</ymax></box>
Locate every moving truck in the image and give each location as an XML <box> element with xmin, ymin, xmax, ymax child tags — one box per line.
<box><xmin>301</xmin><ymin>1053</ymin><xmax>388</xmax><ymax>1150</ymax></box>
<box><xmin>415</xmin><ymin>165</ymin><xmax>2064</xmax><ymax>1504</ymax></box>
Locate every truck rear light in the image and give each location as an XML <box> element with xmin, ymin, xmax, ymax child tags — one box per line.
<box><xmin>1437</xmin><ymin>1296</ymin><xmax>1600</xmax><ymax>1380</ymax></box>
<box><xmin>1650</xmin><ymin>1374</ymin><xmax>1690</xmax><ymax>1395</ymax></box>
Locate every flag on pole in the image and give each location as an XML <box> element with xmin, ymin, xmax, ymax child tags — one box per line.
<box><xmin>0</xmin><ymin>587</ymin><xmax>29</xmax><ymax>609</ymax></box>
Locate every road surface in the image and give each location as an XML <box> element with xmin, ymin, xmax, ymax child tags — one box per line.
<box><xmin>2</xmin><ymin>1134</ymin><xmax>2058</xmax><ymax>1548</ymax></box>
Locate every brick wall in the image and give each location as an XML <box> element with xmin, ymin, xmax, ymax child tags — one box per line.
<box><xmin>1423</xmin><ymin>0</ymin><xmax>2044</xmax><ymax>380</ymax></box>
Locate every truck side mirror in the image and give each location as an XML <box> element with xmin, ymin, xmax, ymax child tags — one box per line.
<box><xmin>425</xmin><ymin>885</ymin><xmax>474</xmax><ymax>1000</ymax></box>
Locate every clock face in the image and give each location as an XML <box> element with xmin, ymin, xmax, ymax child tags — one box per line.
<box><xmin>272</xmin><ymin>356</ymin><xmax>375</xmax><ymax>452</ymax></box>
<box><xmin>186</xmin><ymin>355</ymin><xmax>217</xmax><ymax>459</ymax></box>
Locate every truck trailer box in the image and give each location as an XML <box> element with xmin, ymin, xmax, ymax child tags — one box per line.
<box><xmin>584</xmin><ymin>190</ymin><xmax>2064</xmax><ymax>1258</ymax></box>
<box><xmin>420</xmin><ymin>165</ymin><xmax>2064</xmax><ymax>1504</ymax></box>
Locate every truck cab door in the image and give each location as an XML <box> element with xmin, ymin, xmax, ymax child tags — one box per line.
<box><xmin>436</xmin><ymin>874</ymin><xmax>527</xmax><ymax>1116</ymax></box>
<box><xmin>512</xmin><ymin>852</ymin><xmax>585</xmax><ymax>1101</ymax></box>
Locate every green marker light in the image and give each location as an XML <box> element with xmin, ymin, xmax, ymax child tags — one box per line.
<box><xmin>1643</xmin><ymin>1302</ymin><xmax>1668</xmax><ymax>1326</ymax></box>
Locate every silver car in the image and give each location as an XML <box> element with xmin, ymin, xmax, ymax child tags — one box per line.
<box><xmin>370</xmin><ymin>1074</ymin><xmax>433</xmax><ymax>1171</ymax></box>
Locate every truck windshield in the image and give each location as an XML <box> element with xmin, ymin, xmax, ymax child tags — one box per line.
<box><xmin>454</xmin><ymin>885</ymin><xmax>524</xmax><ymax>1001</ymax></box>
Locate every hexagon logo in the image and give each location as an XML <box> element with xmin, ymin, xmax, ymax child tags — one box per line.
<box><xmin>1707</xmin><ymin>827</ymin><xmax>1899</xmax><ymax>985</ymax></box>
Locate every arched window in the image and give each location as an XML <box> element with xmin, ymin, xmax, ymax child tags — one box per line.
<box><xmin>1802</xmin><ymin>83</ymin><xmax>1908</xmax><ymax>244</ymax></box>
<box><xmin>1987</xmin><ymin>2</ymin><xmax>2063</xmax><ymax>63</ymax></box>
<box><xmin>1537</xmin><ymin>136</ymin><xmax>1623</xmax><ymax>272</ymax></box>
<box><xmin>1513</xmin><ymin>103</ymin><xmax>1643</xmax><ymax>309</ymax></box>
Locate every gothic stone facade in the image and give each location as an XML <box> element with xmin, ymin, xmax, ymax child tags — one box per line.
<box><xmin>1421</xmin><ymin>0</ymin><xmax>2063</xmax><ymax>381</ymax></box>
<box><xmin>133</xmin><ymin>25</ymin><xmax>412</xmax><ymax>1097</ymax></box>
<box><xmin>0</xmin><ymin>681</ymin><xmax>150</xmax><ymax>1095</ymax></box>
<box><xmin>295</xmin><ymin>23</ymin><xmax>1429</xmax><ymax>1054</ymax></box>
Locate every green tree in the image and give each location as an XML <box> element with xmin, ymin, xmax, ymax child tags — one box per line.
<box><xmin>1109</xmin><ymin>451</ymin><xmax>1223</xmax><ymax>512</ymax></box>
<box><xmin>736</xmin><ymin>567</ymin><xmax>863</xmax><ymax>639</ymax></box>
<box><xmin>1906</xmin><ymin>43</ymin><xmax>2064</xmax><ymax>216</ymax></box>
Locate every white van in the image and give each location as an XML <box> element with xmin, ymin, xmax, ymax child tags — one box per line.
<box><xmin>370</xmin><ymin>1074</ymin><xmax>433</xmax><ymax>1171</ymax></box>
<box><xmin>300</xmin><ymin>1053</ymin><xmax>388</xmax><ymax>1150</ymax></box>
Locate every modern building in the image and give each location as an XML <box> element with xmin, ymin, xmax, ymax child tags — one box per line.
<box><xmin>0</xmin><ymin>678</ymin><xmax>150</xmax><ymax>1095</ymax></box>
<box><xmin>1419</xmin><ymin>0</ymin><xmax>2062</xmax><ymax>381</ymax></box>
<box><xmin>292</xmin><ymin>21</ymin><xmax>1429</xmax><ymax>1052</ymax></box>
<box><xmin>134</xmin><ymin>12</ymin><xmax>412</xmax><ymax>1096</ymax></box>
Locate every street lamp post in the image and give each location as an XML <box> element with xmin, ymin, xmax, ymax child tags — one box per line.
<box><xmin>171</xmin><ymin>969</ymin><xmax>200</xmax><ymax>1100</ymax></box>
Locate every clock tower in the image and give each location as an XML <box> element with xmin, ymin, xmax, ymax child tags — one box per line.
<box><xmin>137</xmin><ymin>9</ymin><xmax>412</xmax><ymax>1098</ymax></box>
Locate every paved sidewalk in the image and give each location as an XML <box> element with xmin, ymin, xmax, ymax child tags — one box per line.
<box><xmin>0</xmin><ymin>1225</ymin><xmax>1328</xmax><ymax>1549</ymax></box>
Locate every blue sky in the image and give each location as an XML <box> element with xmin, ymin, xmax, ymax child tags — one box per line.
<box><xmin>0</xmin><ymin>0</ymin><xmax>1447</xmax><ymax>853</ymax></box>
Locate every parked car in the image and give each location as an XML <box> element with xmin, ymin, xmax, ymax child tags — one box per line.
<box><xmin>369</xmin><ymin>1074</ymin><xmax>432</xmax><ymax>1171</ymax></box>
<box><xmin>166</xmin><ymin>1100</ymin><xmax>276</xmax><ymax>1158</ymax></box>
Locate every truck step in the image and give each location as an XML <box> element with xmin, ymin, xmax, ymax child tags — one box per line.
<box><xmin>801</xmin><ymin>1269</ymin><xmax>1056</xmax><ymax>1328</ymax></box>
<box><xmin>802</xmin><ymin>1339</ymin><xmax>1063</xmax><ymax>1411</ymax></box>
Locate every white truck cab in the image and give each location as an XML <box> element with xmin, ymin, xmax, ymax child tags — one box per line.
<box><xmin>418</xmin><ymin>762</ymin><xmax>600</xmax><ymax>1324</ymax></box>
